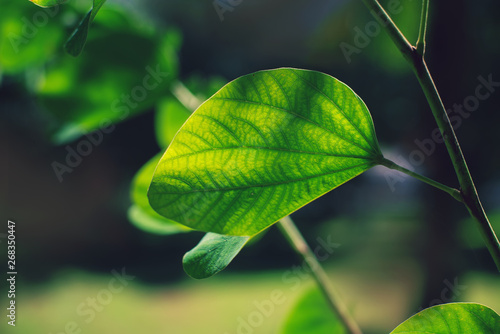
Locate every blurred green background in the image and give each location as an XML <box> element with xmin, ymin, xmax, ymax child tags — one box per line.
<box><xmin>1</xmin><ymin>0</ymin><xmax>500</xmax><ymax>333</ymax></box>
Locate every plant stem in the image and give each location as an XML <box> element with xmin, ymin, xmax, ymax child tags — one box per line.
<box><xmin>416</xmin><ymin>0</ymin><xmax>429</xmax><ymax>55</ymax></box>
<box><xmin>417</xmin><ymin>64</ymin><xmax>500</xmax><ymax>270</ymax></box>
<box><xmin>381</xmin><ymin>158</ymin><xmax>462</xmax><ymax>202</ymax></box>
<box><xmin>360</xmin><ymin>0</ymin><xmax>414</xmax><ymax>62</ymax></box>
<box><xmin>171</xmin><ymin>81</ymin><xmax>203</xmax><ymax>111</ymax></box>
<box><xmin>277</xmin><ymin>216</ymin><xmax>362</xmax><ymax>334</ymax></box>
<box><xmin>361</xmin><ymin>0</ymin><xmax>500</xmax><ymax>271</ymax></box>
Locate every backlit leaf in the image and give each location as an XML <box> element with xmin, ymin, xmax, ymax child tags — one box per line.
<box><xmin>149</xmin><ymin>68</ymin><xmax>383</xmax><ymax>236</ymax></box>
<box><xmin>29</xmin><ymin>0</ymin><xmax>67</xmax><ymax>8</ymax></box>
<box><xmin>391</xmin><ymin>303</ymin><xmax>500</xmax><ymax>333</ymax></box>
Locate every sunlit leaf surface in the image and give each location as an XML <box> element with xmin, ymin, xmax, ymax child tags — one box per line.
<box><xmin>391</xmin><ymin>303</ymin><xmax>500</xmax><ymax>334</ymax></box>
<box><xmin>149</xmin><ymin>68</ymin><xmax>383</xmax><ymax>236</ymax></box>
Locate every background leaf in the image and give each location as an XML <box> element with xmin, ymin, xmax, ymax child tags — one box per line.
<box><xmin>0</xmin><ymin>1</ymin><xmax>64</xmax><ymax>74</ymax></box>
<box><xmin>149</xmin><ymin>68</ymin><xmax>383</xmax><ymax>236</ymax></box>
<box><xmin>129</xmin><ymin>154</ymin><xmax>189</xmax><ymax>235</ymax></box>
<box><xmin>37</xmin><ymin>8</ymin><xmax>180</xmax><ymax>143</ymax></box>
<box><xmin>391</xmin><ymin>303</ymin><xmax>500</xmax><ymax>333</ymax></box>
<box><xmin>155</xmin><ymin>76</ymin><xmax>225</xmax><ymax>148</ymax></box>
<box><xmin>183</xmin><ymin>233</ymin><xmax>249</xmax><ymax>279</ymax></box>
<box><xmin>155</xmin><ymin>98</ymin><xmax>191</xmax><ymax>149</ymax></box>
<box><xmin>64</xmin><ymin>0</ymin><xmax>107</xmax><ymax>56</ymax></box>
<box><xmin>281</xmin><ymin>286</ymin><xmax>347</xmax><ymax>334</ymax></box>
<box><xmin>29</xmin><ymin>0</ymin><xmax>67</xmax><ymax>8</ymax></box>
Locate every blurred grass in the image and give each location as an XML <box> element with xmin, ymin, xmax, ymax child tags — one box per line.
<box><xmin>1</xmin><ymin>266</ymin><xmax>498</xmax><ymax>334</ymax></box>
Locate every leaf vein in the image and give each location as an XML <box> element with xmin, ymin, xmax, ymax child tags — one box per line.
<box><xmin>152</xmin><ymin>162</ymin><xmax>372</xmax><ymax>195</ymax></box>
<box><xmin>210</xmin><ymin>97</ymin><xmax>372</xmax><ymax>155</ymax></box>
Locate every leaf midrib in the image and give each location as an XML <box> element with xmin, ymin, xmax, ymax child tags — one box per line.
<box><xmin>150</xmin><ymin>161</ymin><xmax>373</xmax><ymax>196</ymax></box>
<box><xmin>162</xmin><ymin>144</ymin><xmax>371</xmax><ymax>163</ymax></box>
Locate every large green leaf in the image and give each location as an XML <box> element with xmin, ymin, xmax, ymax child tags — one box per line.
<box><xmin>391</xmin><ymin>303</ymin><xmax>500</xmax><ymax>333</ymax></box>
<box><xmin>183</xmin><ymin>233</ymin><xmax>249</xmax><ymax>279</ymax></box>
<box><xmin>149</xmin><ymin>68</ymin><xmax>383</xmax><ymax>236</ymax></box>
<box><xmin>281</xmin><ymin>286</ymin><xmax>347</xmax><ymax>334</ymax></box>
<box><xmin>64</xmin><ymin>0</ymin><xmax>107</xmax><ymax>56</ymax></box>
<box><xmin>129</xmin><ymin>154</ymin><xmax>189</xmax><ymax>235</ymax></box>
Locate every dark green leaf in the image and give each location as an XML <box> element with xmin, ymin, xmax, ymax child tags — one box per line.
<box><xmin>64</xmin><ymin>0</ymin><xmax>107</xmax><ymax>57</ymax></box>
<box><xmin>391</xmin><ymin>303</ymin><xmax>500</xmax><ymax>333</ymax></box>
<box><xmin>149</xmin><ymin>68</ymin><xmax>383</xmax><ymax>236</ymax></box>
<box><xmin>183</xmin><ymin>233</ymin><xmax>249</xmax><ymax>279</ymax></box>
<box><xmin>129</xmin><ymin>154</ymin><xmax>189</xmax><ymax>235</ymax></box>
<box><xmin>281</xmin><ymin>286</ymin><xmax>347</xmax><ymax>334</ymax></box>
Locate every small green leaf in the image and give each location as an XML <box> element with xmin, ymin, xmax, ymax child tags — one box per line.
<box><xmin>149</xmin><ymin>68</ymin><xmax>383</xmax><ymax>236</ymax></box>
<box><xmin>64</xmin><ymin>0</ymin><xmax>107</xmax><ymax>56</ymax></box>
<box><xmin>183</xmin><ymin>233</ymin><xmax>249</xmax><ymax>279</ymax></box>
<box><xmin>281</xmin><ymin>286</ymin><xmax>347</xmax><ymax>334</ymax></box>
<box><xmin>391</xmin><ymin>303</ymin><xmax>500</xmax><ymax>333</ymax></box>
<box><xmin>29</xmin><ymin>0</ymin><xmax>67</xmax><ymax>8</ymax></box>
<box><xmin>129</xmin><ymin>154</ymin><xmax>189</xmax><ymax>235</ymax></box>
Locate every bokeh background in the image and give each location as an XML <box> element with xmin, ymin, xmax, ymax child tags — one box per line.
<box><xmin>1</xmin><ymin>0</ymin><xmax>500</xmax><ymax>333</ymax></box>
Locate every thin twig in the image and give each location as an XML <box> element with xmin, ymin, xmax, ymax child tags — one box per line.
<box><xmin>361</xmin><ymin>0</ymin><xmax>500</xmax><ymax>271</ymax></box>
<box><xmin>277</xmin><ymin>216</ymin><xmax>362</xmax><ymax>334</ymax></box>
<box><xmin>416</xmin><ymin>0</ymin><xmax>430</xmax><ymax>55</ymax></box>
<box><xmin>380</xmin><ymin>158</ymin><xmax>462</xmax><ymax>202</ymax></box>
